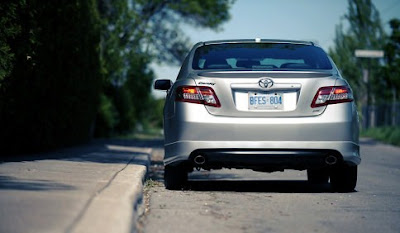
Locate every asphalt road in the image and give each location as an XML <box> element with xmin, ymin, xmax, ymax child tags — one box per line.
<box><xmin>141</xmin><ymin>139</ymin><xmax>400</xmax><ymax>233</ymax></box>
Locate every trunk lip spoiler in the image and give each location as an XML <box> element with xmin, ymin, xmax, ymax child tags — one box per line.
<box><xmin>196</xmin><ymin>70</ymin><xmax>336</xmax><ymax>79</ymax></box>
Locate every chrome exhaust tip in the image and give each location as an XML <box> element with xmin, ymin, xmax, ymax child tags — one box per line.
<box><xmin>325</xmin><ymin>155</ymin><xmax>338</xmax><ymax>165</ymax></box>
<box><xmin>194</xmin><ymin>155</ymin><xmax>206</xmax><ymax>165</ymax></box>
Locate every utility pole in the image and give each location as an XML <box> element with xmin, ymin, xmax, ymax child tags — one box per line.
<box><xmin>355</xmin><ymin>49</ymin><xmax>384</xmax><ymax>129</ymax></box>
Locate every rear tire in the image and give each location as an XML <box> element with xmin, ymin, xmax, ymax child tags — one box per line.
<box><xmin>330</xmin><ymin>165</ymin><xmax>357</xmax><ymax>192</ymax></box>
<box><xmin>164</xmin><ymin>164</ymin><xmax>188</xmax><ymax>190</ymax></box>
<box><xmin>307</xmin><ymin>168</ymin><xmax>329</xmax><ymax>184</ymax></box>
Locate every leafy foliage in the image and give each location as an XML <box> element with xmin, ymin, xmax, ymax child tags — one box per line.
<box><xmin>0</xmin><ymin>0</ymin><xmax>235</xmax><ymax>153</ymax></box>
<box><xmin>329</xmin><ymin>0</ymin><xmax>386</xmax><ymax>103</ymax></box>
<box><xmin>330</xmin><ymin>0</ymin><xmax>400</xmax><ymax>131</ymax></box>
<box><xmin>381</xmin><ymin>19</ymin><xmax>400</xmax><ymax>98</ymax></box>
<box><xmin>361</xmin><ymin>126</ymin><xmax>400</xmax><ymax>146</ymax></box>
<box><xmin>0</xmin><ymin>1</ymin><xmax>24</xmax><ymax>83</ymax></box>
<box><xmin>0</xmin><ymin>0</ymin><xmax>102</xmax><ymax>153</ymax></box>
<box><xmin>95</xmin><ymin>0</ymin><xmax>235</xmax><ymax>136</ymax></box>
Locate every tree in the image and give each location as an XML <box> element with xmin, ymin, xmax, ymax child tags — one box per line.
<box><xmin>0</xmin><ymin>0</ymin><xmax>236</xmax><ymax>153</ymax></box>
<box><xmin>134</xmin><ymin>0</ymin><xmax>234</xmax><ymax>64</ymax></box>
<box><xmin>382</xmin><ymin>19</ymin><xmax>400</xmax><ymax>125</ymax></box>
<box><xmin>0</xmin><ymin>1</ymin><xmax>25</xmax><ymax>84</ymax></box>
<box><xmin>0</xmin><ymin>0</ymin><xmax>102</xmax><ymax>153</ymax></box>
<box><xmin>329</xmin><ymin>23</ymin><xmax>361</xmax><ymax>99</ymax></box>
<box><xmin>329</xmin><ymin>0</ymin><xmax>385</xmax><ymax>102</ymax></box>
<box><xmin>95</xmin><ymin>0</ymin><xmax>235</xmax><ymax>136</ymax></box>
<box><xmin>329</xmin><ymin>0</ymin><xmax>386</xmax><ymax>128</ymax></box>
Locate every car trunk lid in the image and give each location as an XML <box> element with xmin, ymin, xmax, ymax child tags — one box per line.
<box><xmin>193</xmin><ymin>71</ymin><xmax>338</xmax><ymax>117</ymax></box>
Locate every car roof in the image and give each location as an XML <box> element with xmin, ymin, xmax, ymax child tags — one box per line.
<box><xmin>201</xmin><ymin>39</ymin><xmax>315</xmax><ymax>46</ymax></box>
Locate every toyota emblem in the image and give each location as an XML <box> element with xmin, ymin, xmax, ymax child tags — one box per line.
<box><xmin>259</xmin><ymin>78</ymin><xmax>274</xmax><ymax>88</ymax></box>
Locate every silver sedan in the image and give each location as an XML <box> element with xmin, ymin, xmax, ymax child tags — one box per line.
<box><xmin>155</xmin><ymin>39</ymin><xmax>360</xmax><ymax>192</ymax></box>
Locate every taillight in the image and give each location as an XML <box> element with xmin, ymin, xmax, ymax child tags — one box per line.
<box><xmin>311</xmin><ymin>86</ymin><xmax>353</xmax><ymax>108</ymax></box>
<box><xmin>176</xmin><ymin>86</ymin><xmax>221</xmax><ymax>107</ymax></box>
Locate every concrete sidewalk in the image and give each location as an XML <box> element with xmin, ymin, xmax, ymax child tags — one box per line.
<box><xmin>0</xmin><ymin>139</ymin><xmax>157</xmax><ymax>233</ymax></box>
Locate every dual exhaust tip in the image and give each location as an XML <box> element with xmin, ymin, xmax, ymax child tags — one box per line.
<box><xmin>194</xmin><ymin>154</ymin><xmax>338</xmax><ymax>166</ymax></box>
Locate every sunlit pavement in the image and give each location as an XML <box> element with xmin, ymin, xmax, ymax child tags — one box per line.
<box><xmin>141</xmin><ymin>138</ymin><xmax>400</xmax><ymax>233</ymax></box>
<box><xmin>0</xmin><ymin>139</ymin><xmax>156</xmax><ymax>233</ymax></box>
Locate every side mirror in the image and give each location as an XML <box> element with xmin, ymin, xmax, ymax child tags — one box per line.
<box><xmin>154</xmin><ymin>79</ymin><xmax>173</xmax><ymax>90</ymax></box>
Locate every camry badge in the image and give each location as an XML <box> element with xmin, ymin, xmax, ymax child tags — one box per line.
<box><xmin>198</xmin><ymin>82</ymin><xmax>215</xmax><ymax>86</ymax></box>
<box><xmin>259</xmin><ymin>78</ymin><xmax>274</xmax><ymax>88</ymax></box>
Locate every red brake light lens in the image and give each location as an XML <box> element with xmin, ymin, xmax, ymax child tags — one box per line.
<box><xmin>311</xmin><ymin>86</ymin><xmax>353</xmax><ymax>108</ymax></box>
<box><xmin>176</xmin><ymin>86</ymin><xmax>221</xmax><ymax>107</ymax></box>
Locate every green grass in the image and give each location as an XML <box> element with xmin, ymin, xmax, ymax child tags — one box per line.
<box><xmin>361</xmin><ymin>127</ymin><xmax>400</xmax><ymax>146</ymax></box>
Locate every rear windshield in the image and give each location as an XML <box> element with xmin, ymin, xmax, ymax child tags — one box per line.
<box><xmin>192</xmin><ymin>43</ymin><xmax>333</xmax><ymax>70</ymax></box>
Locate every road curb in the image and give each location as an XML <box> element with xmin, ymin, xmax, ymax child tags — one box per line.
<box><xmin>71</xmin><ymin>149</ymin><xmax>151</xmax><ymax>233</ymax></box>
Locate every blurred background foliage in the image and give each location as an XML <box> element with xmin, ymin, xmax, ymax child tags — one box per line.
<box><xmin>0</xmin><ymin>0</ymin><xmax>399</xmax><ymax>153</ymax></box>
<box><xmin>329</xmin><ymin>0</ymin><xmax>386</xmax><ymax>103</ymax></box>
<box><xmin>329</xmin><ymin>0</ymin><xmax>400</xmax><ymax>144</ymax></box>
<box><xmin>329</xmin><ymin>0</ymin><xmax>400</xmax><ymax>108</ymax></box>
<box><xmin>0</xmin><ymin>0</ymin><xmax>234</xmax><ymax>154</ymax></box>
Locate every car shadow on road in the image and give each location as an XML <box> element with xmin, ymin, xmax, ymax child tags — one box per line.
<box><xmin>185</xmin><ymin>180</ymin><xmax>333</xmax><ymax>193</ymax></box>
<box><xmin>147</xmin><ymin>166</ymin><xmax>346</xmax><ymax>193</ymax></box>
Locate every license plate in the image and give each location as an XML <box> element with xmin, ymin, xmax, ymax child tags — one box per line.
<box><xmin>248</xmin><ymin>92</ymin><xmax>283</xmax><ymax>110</ymax></box>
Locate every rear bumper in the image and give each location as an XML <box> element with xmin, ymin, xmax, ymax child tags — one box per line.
<box><xmin>164</xmin><ymin>140</ymin><xmax>360</xmax><ymax>167</ymax></box>
<box><xmin>163</xmin><ymin>102</ymin><xmax>360</xmax><ymax>168</ymax></box>
<box><xmin>190</xmin><ymin>149</ymin><xmax>343</xmax><ymax>171</ymax></box>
